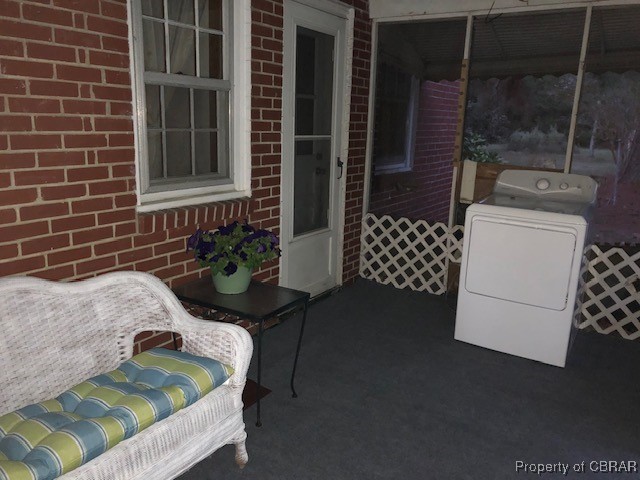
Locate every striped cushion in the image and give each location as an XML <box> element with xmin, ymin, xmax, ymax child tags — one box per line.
<box><xmin>0</xmin><ymin>348</ymin><xmax>233</xmax><ymax>480</ymax></box>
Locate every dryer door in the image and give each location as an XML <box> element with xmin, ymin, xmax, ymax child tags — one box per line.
<box><xmin>464</xmin><ymin>216</ymin><xmax>577</xmax><ymax>311</ymax></box>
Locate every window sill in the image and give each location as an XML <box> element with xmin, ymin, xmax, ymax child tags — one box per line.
<box><xmin>136</xmin><ymin>197</ymin><xmax>252</xmax><ymax>235</ymax></box>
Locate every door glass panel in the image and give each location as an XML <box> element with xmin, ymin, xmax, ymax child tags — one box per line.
<box><xmin>143</xmin><ymin>19</ymin><xmax>165</xmax><ymax>72</ymax></box>
<box><xmin>295</xmin><ymin>27</ymin><xmax>334</xmax><ymax>136</ymax></box>
<box><xmin>168</xmin><ymin>0</ymin><xmax>194</xmax><ymax>25</ymax></box>
<box><xmin>294</xmin><ymin>139</ymin><xmax>331</xmax><ymax>236</ymax></box>
<box><xmin>166</xmin><ymin>131</ymin><xmax>192</xmax><ymax>178</ymax></box>
<box><xmin>169</xmin><ymin>26</ymin><xmax>196</xmax><ymax>75</ymax></box>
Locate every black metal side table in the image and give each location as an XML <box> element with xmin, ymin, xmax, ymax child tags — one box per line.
<box><xmin>173</xmin><ymin>277</ymin><xmax>310</xmax><ymax>427</ymax></box>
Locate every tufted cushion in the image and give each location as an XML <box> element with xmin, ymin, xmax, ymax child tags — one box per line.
<box><xmin>0</xmin><ymin>348</ymin><xmax>233</xmax><ymax>480</ymax></box>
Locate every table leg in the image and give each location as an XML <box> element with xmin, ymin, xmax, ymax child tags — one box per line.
<box><xmin>256</xmin><ymin>319</ymin><xmax>263</xmax><ymax>427</ymax></box>
<box><xmin>290</xmin><ymin>300</ymin><xmax>308</xmax><ymax>398</ymax></box>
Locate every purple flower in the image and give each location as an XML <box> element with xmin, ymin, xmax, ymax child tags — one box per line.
<box><xmin>256</xmin><ymin>244</ymin><xmax>266</xmax><ymax>253</ymax></box>
<box><xmin>241</xmin><ymin>221</ymin><xmax>255</xmax><ymax>233</ymax></box>
<box><xmin>186</xmin><ymin>229</ymin><xmax>203</xmax><ymax>252</ymax></box>
<box><xmin>224</xmin><ymin>262</ymin><xmax>238</xmax><ymax>275</ymax></box>
<box><xmin>217</xmin><ymin>221</ymin><xmax>239</xmax><ymax>236</ymax></box>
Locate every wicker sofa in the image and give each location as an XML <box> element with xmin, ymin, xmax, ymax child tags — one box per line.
<box><xmin>0</xmin><ymin>271</ymin><xmax>253</xmax><ymax>479</ymax></box>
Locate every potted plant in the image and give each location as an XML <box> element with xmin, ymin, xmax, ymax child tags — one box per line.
<box><xmin>186</xmin><ymin>220</ymin><xmax>281</xmax><ymax>294</ymax></box>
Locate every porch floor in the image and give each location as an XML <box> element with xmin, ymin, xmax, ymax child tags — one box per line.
<box><xmin>180</xmin><ymin>279</ymin><xmax>640</xmax><ymax>480</ymax></box>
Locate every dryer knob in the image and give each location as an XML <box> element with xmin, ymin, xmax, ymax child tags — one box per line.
<box><xmin>536</xmin><ymin>178</ymin><xmax>550</xmax><ymax>190</ymax></box>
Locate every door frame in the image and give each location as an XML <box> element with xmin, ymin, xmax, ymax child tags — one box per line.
<box><xmin>279</xmin><ymin>0</ymin><xmax>354</xmax><ymax>292</ymax></box>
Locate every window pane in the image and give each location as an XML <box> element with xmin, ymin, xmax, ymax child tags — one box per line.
<box><xmin>143</xmin><ymin>19</ymin><xmax>165</xmax><ymax>73</ymax></box>
<box><xmin>194</xmin><ymin>89</ymin><xmax>217</xmax><ymax>128</ymax></box>
<box><xmin>199</xmin><ymin>0</ymin><xmax>222</xmax><ymax>31</ymax></box>
<box><xmin>168</xmin><ymin>0</ymin><xmax>194</xmax><ymax>25</ymax></box>
<box><xmin>293</xmin><ymin>139</ymin><xmax>331</xmax><ymax>236</ymax></box>
<box><xmin>199</xmin><ymin>32</ymin><xmax>223</xmax><ymax>78</ymax></box>
<box><xmin>295</xmin><ymin>27</ymin><xmax>334</xmax><ymax>136</ymax></box>
<box><xmin>572</xmin><ymin>5</ymin><xmax>640</xmax><ymax>245</ymax></box>
<box><xmin>147</xmin><ymin>131</ymin><xmax>163</xmax><ymax>180</ymax></box>
<box><xmin>195</xmin><ymin>132</ymin><xmax>219</xmax><ymax>174</ymax></box>
<box><xmin>141</xmin><ymin>0</ymin><xmax>163</xmax><ymax>18</ymax></box>
<box><xmin>145</xmin><ymin>84</ymin><xmax>161</xmax><ymax>128</ymax></box>
<box><xmin>164</xmin><ymin>86</ymin><xmax>190</xmax><ymax>129</ymax></box>
<box><xmin>169</xmin><ymin>26</ymin><xmax>195</xmax><ymax>75</ymax></box>
<box><xmin>166</xmin><ymin>131</ymin><xmax>192</xmax><ymax>178</ymax></box>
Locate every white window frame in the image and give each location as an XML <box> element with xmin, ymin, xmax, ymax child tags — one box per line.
<box><xmin>372</xmin><ymin>63</ymin><xmax>419</xmax><ymax>175</ymax></box>
<box><xmin>129</xmin><ymin>0</ymin><xmax>251</xmax><ymax>212</ymax></box>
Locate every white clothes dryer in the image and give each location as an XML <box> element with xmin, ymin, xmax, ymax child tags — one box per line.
<box><xmin>454</xmin><ymin>170</ymin><xmax>598</xmax><ymax>367</ymax></box>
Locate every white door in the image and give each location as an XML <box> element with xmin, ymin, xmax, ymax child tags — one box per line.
<box><xmin>281</xmin><ymin>1</ymin><xmax>349</xmax><ymax>296</ymax></box>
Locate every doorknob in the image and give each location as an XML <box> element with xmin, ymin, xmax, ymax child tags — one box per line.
<box><xmin>337</xmin><ymin>157</ymin><xmax>344</xmax><ymax>179</ymax></box>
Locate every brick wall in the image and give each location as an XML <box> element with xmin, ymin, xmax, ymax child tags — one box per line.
<box><xmin>369</xmin><ymin>80</ymin><xmax>458</xmax><ymax>223</ymax></box>
<box><xmin>0</xmin><ymin>0</ymin><xmax>371</xmax><ymax>350</ymax></box>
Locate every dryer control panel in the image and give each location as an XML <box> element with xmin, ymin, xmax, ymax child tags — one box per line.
<box><xmin>494</xmin><ymin>170</ymin><xmax>598</xmax><ymax>204</ymax></box>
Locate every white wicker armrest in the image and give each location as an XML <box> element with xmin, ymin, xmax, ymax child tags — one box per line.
<box><xmin>170</xmin><ymin>314</ymin><xmax>253</xmax><ymax>388</ymax></box>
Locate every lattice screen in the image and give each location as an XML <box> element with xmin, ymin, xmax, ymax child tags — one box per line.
<box><xmin>577</xmin><ymin>245</ymin><xmax>640</xmax><ymax>340</ymax></box>
<box><xmin>360</xmin><ymin>213</ymin><xmax>640</xmax><ymax>341</ymax></box>
<box><xmin>360</xmin><ymin>214</ymin><xmax>460</xmax><ymax>295</ymax></box>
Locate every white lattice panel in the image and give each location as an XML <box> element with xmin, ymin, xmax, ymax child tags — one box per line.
<box><xmin>577</xmin><ymin>245</ymin><xmax>640</xmax><ymax>340</ymax></box>
<box><xmin>360</xmin><ymin>214</ymin><xmax>460</xmax><ymax>295</ymax></box>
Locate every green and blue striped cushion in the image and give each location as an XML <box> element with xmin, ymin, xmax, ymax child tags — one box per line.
<box><xmin>0</xmin><ymin>348</ymin><xmax>233</xmax><ymax>480</ymax></box>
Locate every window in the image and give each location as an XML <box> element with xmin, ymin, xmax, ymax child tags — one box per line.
<box><xmin>131</xmin><ymin>0</ymin><xmax>250</xmax><ymax>210</ymax></box>
<box><xmin>464</xmin><ymin>9</ymin><xmax>585</xmax><ymax>169</ymax></box>
<box><xmin>372</xmin><ymin>61</ymin><xmax>419</xmax><ymax>174</ymax></box>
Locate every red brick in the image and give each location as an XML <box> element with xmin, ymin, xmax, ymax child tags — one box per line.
<box><xmin>0</xmin><ymin>188</ymin><xmax>38</xmax><ymax>206</ymax></box>
<box><xmin>96</xmin><ymin>148</ymin><xmax>134</xmax><ymax>164</ymax></box>
<box><xmin>0</xmin><ymin>19</ymin><xmax>52</xmax><ymax>41</ymax></box>
<box><xmin>104</xmin><ymin>69</ymin><xmax>130</xmax><ymax>85</ymax></box>
<box><xmin>89</xmin><ymin>50</ymin><xmax>128</xmax><ymax>68</ymax></box>
<box><xmin>8</xmin><ymin>98</ymin><xmax>60</xmax><ymax>114</ymax></box>
<box><xmin>0</xmin><ymin>172</ymin><xmax>10</xmax><ymax>188</ymax></box>
<box><xmin>0</xmin><ymin>78</ymin><xmax>26</xmax><ymax>95</ymax></box>
<box><xmin>39</xmin><ymin>150</ymin><xmax>85</xmax><ymax>167</ymax></box>
<box><xmin>54</xmin><ymin>28</ymin><xmax>101</xmax><ymax>49</ymax></box>
<box><xmin>0</xmin><ymin>221</ymin><xmax>49</xmax><ymax>242</ymax></box>
<box><xmin>87</xmin><ymin>179</ymin><xmax>127</xmax><ymax>196</ymax></box>
<box><xmin>63</xmin><ymin>99</ymin><xmax>107</xmax><ymax>115</ymax></box>
<box><xmin>30</xmin><ymin>80</ymin><xmax>79</xmax><ymax>98</ymax></box>
<box><xmin>72</xmin><ymin>225</ymin><xmax>113</xmax><ymax>245</ymax></box>
<box><xmin>93</xmin><ymin>237</ymin><xmax>131</xmax><ymax>256</ymax></box>
<box><xmin>135</xmin><ymin>256</ymin><xmax>168</xmax><ymax>272</ymax></box>
<box><xmin>34</xmin><ymin>116</ymin><xmax>84</xmax><ymax>132</ymax></box>
<box><xmin>94</xmin><ymin>118</ymin><xmax>132</xmax><ymax>132</ymax></box>
<box><xmin>41</xmin><ymin>183</ymin><xmax>86</xmax><ymax>201</ymax></box>
<box><xmin>71</xmin><ymin>197</ymin><xmax>113</xmax><ymax>214</ymax></box>
<box><xmin>92</xmin><ymin>85</ymin><xmax>130</xmax><ymax>101</ymax></box>
<box><xmin>23</xmin><ymin>4</ymin><xmax>74</xmax><ymax>25</ymax></box>
<box><xmin>0</xmin><ymin>256</ymin><xmax>46</xmax><ymax>275</ymax></box>
<box><xmin>0</xmin><ymin>208</ymin><xmax>17</xmax><ymax>224</ymax></box>
<box><xmin>97</xmin><ymin>208</ymin><xmax>135</xmax><ymax>225</ymax></box>
<box><xmin>109</xmin><ymin>102</ymin><xmax>132</xmax><ymax>116</ymax></box>
<box><xmin>10</xmin><ymin>134</ymin><xmax>62</xmax><ymax>150</ymax></box>
<box><xmin>1</xmin><ymin>59</ymin><xmax>54</xmax><ymax>79</ymax></box>
<box><xmin>117</xmin><ymin>246</ymin><xmax>153</xmax><ymax>264</ymax></box>
<box><xmin>0</xmin><ymin>0</ymin><xmax>20</xmax><ymax>17</ymax></box>
<box><xmin>100</xmin><ymin>1</ymin><xmax>127</xmax><ymax>20</ymax></box>
<box><xmin>114</xmin><ymin>193</ymin><xmax>136</xmax><ymax>208</ymax></box>
<box><xmin>51</xmin><ymin>213</ymin><xmax>95</xmax><ymax>233</ymax></box>
<box><xmin>15</xmin><ymin>169</ymin><xmax>64</xmax><ymax>186</ymax></box>
<box><xmin>64</xmin><ymin>134</ymin><xmax>107</xmax><ymax>148</ymax></box>
<box><xmin>155</xmin><ymin>264</ymin><xmax>185</xmax><ymax>280</ymax></box>
<box><xmin>56</xmin><ymin>64</ymin><xmax>102</xmax><ymax>83</ymax></box>
<box><xmin>20</xmin><ymin>202</ymin><xmax>69</xmax><ymax>220</ymax></box>
<box><xmin>0</xmin><ymin>116</ymin><xmax>32</xmax><ymax>132</ymax></box>
<box><xmin>111</xmin><ymin>164</ymin><xmax>135</xmax><ymax>178</ymax></box>
<box><xmin>0</xmin><ymin>38</ymin><xmax>23</xmax><ymax>57</ymax></box>
<box><xmin>53</xmin><ymin>0</ymin><xmax>100</xmax><ymax>13</ymax></box>
<box><xmin>66</xmin><ymin>166</ymin><xmax>108</xmax><ymax>182</ymax></box>
<box><xmin>36</xmin><ymin>264</ymin><xmax>75</xmax><ymax>281</ymax></box>
<box><xmin>76</xmin><ymin>255</ymin><xmax>117</xmax><ymax>275</ymax></box>
<box><xmin>47</xmin><ymin>246</ymin><xmax>91</xmax><ymax>266</ymax></box>
<box><xmin>86</xmin><ymin>15</ymin><xmax>127</xmax><ymax>37</ymax></box>
<box><xmin>108</xmin><ymin>133</ymin><xmax>134</xmax><ymax>147</ymax></box>
<box><xmin>22</xmin><ymin>233</ymin><xmax>70</xmax><ymax>255</ymax></box>
<box><xmin>26</xmin><ymin>42</ymin><xmax>76</xmax><ymax>62</ymax></box>
<box><xmin>0</xmin><ymin>243</ymin><xmax>19</xmax><ymax>259</ymax></box>
<box><xmin>115</xmin><ymin>221</ymin><xmax>136</xmax><ymax>236</ymax></box>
